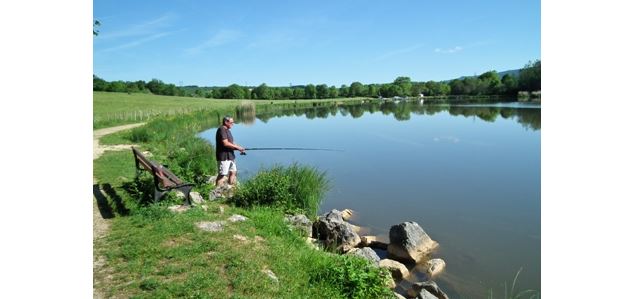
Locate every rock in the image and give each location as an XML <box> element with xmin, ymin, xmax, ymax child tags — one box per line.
<box><xmin>379</xmin><ymin>259</ymin><xmax>409</xmax><ymax>281</ymax></box>
<box><xmin>285</xmin><ymin>214</ymin><xmax>312</xmax><ymax>236</ymax></box>
<box><xmin>196</xmin><ymin>221</ymin><xmax>225</xmax><ymax>232</ymax></box>
<box><xmin>349</xmin><ymin>223</ymin><xmax>362</xmax><ymax>233</ymax></box>
<box><xmin>189</xmin><ymin>192</ymin><xmax>204</xmax><ymax>204</ymax></box>
<box><xmin>168</xmin><ymin>205</ymin><xmax>190</xmax><ymax>213</ymax></box>
<box><xmin>254</xmin><ymin>236</ymin><xmax>265</xmax><ymax>243</ymax></box>
<box><xmin>387</xmin><ymin>222</ymin><xmax>438</xmax><ymax>263</ymax></box>
<box><xmin>312</xmin><ymin>210</ymin><xmax>361</xmax><ymax>252</ymax></box>
<box><xmin>393</xmin><ymin>292</ymin><xmax>407</xmax><ymax>299</ymax></box>
<box><xmin>233</xmin><ymin>234</ymin><xmax>248</xmax><ymax>242</ymax></box>
<box><xmin>262</xmin><ymin>269</ymin><xmax>278</xmax><ymax>283</ymax></box>
<box><xmin>347</xmin><ymin>247</ymin><xmax>381</xmax><ymax>265</ymax></box>
<box><xmin>209</xmin><ymin>188</ymin><xmax>223</xmax><ymax>201</ymax></box>
<box><xmin>341</xmin><ymin>208</ymin><xmax>354</xmax><ymax>220</ymax></box>
<box><xmin>361</xmin><ymin>235</ymin><xmax>377</xmax><ymax>246</ymax></box>
<box><xmin>407</xmin><ymin>281</ymin><xmax>449</xmax><ymax>299</ymax></box>
<box><xmin>425</xmin><ymin>258</ymin><xmax>446</xmax><ymax>276</ymax></box>
<box><xmin>200</xmin><ymin>205</ymin><xmax>208</xmax><ymax>211</ymax></box>
<box><xmin>360</xmin><ymin>235</ymin><xmax>389</xmax><ymax>249</ymax></box>
<box><xmin>228</xmin><ymin>214</ymin><xmax>248</xmax><ymax>222</ymax></box>
<box><xmin>218</xmin><ymin>206</ymin><xmax>225</xmax><ymax>214</ymax></box>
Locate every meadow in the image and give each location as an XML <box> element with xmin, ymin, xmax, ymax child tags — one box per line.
<box><xmin>93</xmin><ymin>92</ymin><xmax>395</xmax><ymax>298</ymax></box>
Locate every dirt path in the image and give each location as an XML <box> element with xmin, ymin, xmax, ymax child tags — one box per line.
<box><xmin>93</xmin><ymin>122</ymin><xmax>145</xmax><ymax>298</ymax></box>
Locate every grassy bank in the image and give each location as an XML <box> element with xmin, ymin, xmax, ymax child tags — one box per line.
<box><xmin>93</xmin><ymin>91</ymin><xmax>372</xmax><ymax>129</ymax></box>
<box><xmin>93</xmin><ymin>93</ymin><xmax>394</xmax><ymax>298</ymax></box>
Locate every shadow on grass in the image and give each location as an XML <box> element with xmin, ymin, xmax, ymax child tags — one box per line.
<box><xmin>93</xmin><ymin>183</ymin><xmax>130</xmax><ymax>217</ymax></box>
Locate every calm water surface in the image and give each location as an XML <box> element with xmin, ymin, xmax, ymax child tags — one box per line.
<box><xmin>200</xmin><ymin>101</ymin><xmax>540</xmax><ymax>298</ymax></box>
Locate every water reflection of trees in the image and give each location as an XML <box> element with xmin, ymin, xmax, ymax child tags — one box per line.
<box><xmin>245</xmin><ymin>100</ymin><xmax>540</xmax><ymax>130</ymax></box>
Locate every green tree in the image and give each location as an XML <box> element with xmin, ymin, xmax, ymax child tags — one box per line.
<box><xmin>367</xmin><ymin>84</ymin><xmax>379</xmax><ymax>97</ymax></box>
<box><xmin>439</xmin><ymin>83</ymin><xmax>451</xmax><ymax>95</ymax></box>
<box><xmin>328</xmin><ymin>86</ymin><xmax>339</xmax><ymax>98</ymax></box>
<box><xmin>254</xmin><ymin>83</ymin><xmax>273</xmax><ymax>99</ymax></box>
<box><xmin>223</xmin><ymin>84</ymin><xmax>246</xmax><ymax>99</ymax></box>
<box><xmin>93</xmin><ymin>75</ymin><xmax>108</xmax><ymax>91</ymax></box>
<box><xmin>478</xmin><ymin>71</ymin><xmax>503</xmax><ymax>94</ymax></box>
<box><xmin>108</xmin><ymin>81</ymin><xmax>126</xmax><ymax>92</ymax></box>
<box><xmin>316</xmin><ymin>84</ymin><xmax>329</xmax><ymax>99</ymax></box>
<box><xmin>280</xmin><ymin>87</ymin><xmax>293</xmax><ymax>99</ymax></box>
<box><xmin>93</xmin><ymin>20</ymin><xmax>100</xmax><ymax>36</ymax></box>
<box><xmin>304</xmin><ymin>84</ymin><xmax>317</xmax><ymax>99</ymax></box>
<box><xmin>339</xmin><ymin>85</ymin><xmax>349</xmax><ymax>97</ymax></box>
<box><xmin>519</xmin><ymin>60</ymin><xmax>541</xmax><ymax>91</ymax></box>
<box><xmin>292</xmin><ymin>88</ymin><xmax>305</xmax><ymax>99</ymax></box>
<box><xmin>349</xmin><ymin>82</ymin><xmax>364</xmax><ymax>97</ymax></box>
<box><xmin>450</xmin><ymin>79</ymin><xmax>464</xmax><ymax>95</ymax></box>
<box><xmin>379</xmin><ymin>84</ymin><xmax>403</xmax><ymax>97</ymax></box>
<box><xmin>146</xmin><ymin>79</ymin><xmax>164</xmax><ymax>94</ymax></box>
<box><xmin>393</xmin><ymin>76</ymin><xmax>412</xmax><ymax>96</ymax></box>
<box><xmin>501</xmin><ymin>74</ymin><xmax>519</xmax><ymax>95</ymax></box>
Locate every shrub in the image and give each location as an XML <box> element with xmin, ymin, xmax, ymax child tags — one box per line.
<box><xmin>232</xmin><ymin>163</ymin><xmax>329</xmax><ymax>216</ymax></box>
<box><xmin>308</xmin><ymin>255</ymin><xmax>394</xmax><ymax>299</ymax></box>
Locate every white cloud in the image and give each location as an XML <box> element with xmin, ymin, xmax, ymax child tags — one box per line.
<box><xmin>433</xmin><ymin>136</ymin><xmax>460</xmax><ymax>143</ymax></box>
<box><xmin>98</xmin><ymin>13</ymin><xmax>177</xmax><ymax>40</ymax></box>
<box><xmin>434</xmin><ymin>46</ymin><xmax>463</xmax><ymax>54</ymax></box>
<box><xmin>185</xmin><ymin>30</ymin><xmax>242</xmax><ymax>54</ymax></box>
<box><xmin>375</xmin><ymin>43</ymin><xmax>425</xmax><ymax>61</ymax></box>
<box><xmin>246</xmin><ymin>31</ymin><xmax>305</xmax><ymax>50</ymax></box>
<box><xmin>100</xmin><ymin>31</ymin><xmax>176</xmax><ymax>53</ymax></box>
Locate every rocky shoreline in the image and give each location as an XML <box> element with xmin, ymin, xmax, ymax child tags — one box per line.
<box><xmin>287</xmin><ymin>209</ymin><xmax>449</xmax><ymax>299</ymax></box>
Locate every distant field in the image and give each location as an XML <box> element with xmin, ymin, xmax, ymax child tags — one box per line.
<box><xmin>93</xmin><ymin>92</ymin><xmax>248</xmax><ymax>128</ymax></box>
<box><xmin>93</xmin><ymin>91</ymin><xmax>370</xmax><ymax>128</ymax></box>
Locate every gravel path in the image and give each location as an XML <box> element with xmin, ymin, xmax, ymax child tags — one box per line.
<box><xmin>93</xmin><ymin>122</ymin><xmax>145</xmax><ymax>298</ymax></box>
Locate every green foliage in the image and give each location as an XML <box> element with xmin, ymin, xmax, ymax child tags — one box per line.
<box><xmin>316</xmin><ymin>84</ymin><xmax>329</xmax><ymax>99</ymax></box>
<box><xmin>308</xmin><ymin>255</ymin><xmax>394</xmax><ymax>299</ymax></box>
<box><xmin>519</xmin><ymin>60</ymin><xmax>541</xmax><ymax>92</ymax></box>
<box><xmin>232</xmin><ymin>163</ymin><xmax>329</xmax><ymax>216</ymax></box>
<box><xmin>305</xmin><ymin>84</ymin><xmax>317</xmax><ymax>99</ymax></box>
<box><xmin>223</xmin><ymin>84</ymin><xmax>246</xmax><ymax>99</ymax></box>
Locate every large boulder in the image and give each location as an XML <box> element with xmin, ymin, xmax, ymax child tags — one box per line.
<box><xmin>407</xmin><ymin>280</ymin><xmax>448</xmax><ymax>299</ymax></box>
<box><xmin>387</xmin><ymin>222</ymin><xmax>438</xmax><ymax>263</ymax></box>
<box><xmin>285</xmin><ymin>214</ymin><xmax>312</xmax><ymax>236</ymax></box>
<box><xmin>312</xmin><ymin>209</ymin><xmax>361</xmax><ymax>252</ymax></box>
<box><xmin>425</xmin><ymin>258</ymin><xmax>446</xmax><ymax>277</ymax></box>
<box><xmin>379</xmin><ymin>259</ymin><xmax>409</xmax><ymax>281</ymax></box>
<box><xmin>347</xmin><ymin>247</ymin><xmax>381</xmax><ymax>265</ymax></box>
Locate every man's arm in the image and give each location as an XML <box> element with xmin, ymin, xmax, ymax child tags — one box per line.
<box><xmin>222</xmin><ymin>139</ymin><xmax>245</xmax><ymax>153</ymax></box>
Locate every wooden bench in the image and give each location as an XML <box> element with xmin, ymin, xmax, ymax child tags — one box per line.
<box><xmin>132</xmin><ymin>147</ymin><xmax>194</xmax><ymax>205</ymax></box>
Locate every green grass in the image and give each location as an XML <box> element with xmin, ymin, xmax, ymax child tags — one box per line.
<box><xmin>486</xmin><ymin>268</ymin><xmax>540</xmax><ymax>299</ymax></box>
<box><xmin>232</xmin><ymin>163</ymin><xmax>329</xmax><ymax>216</ymax></box>
<box><xmin>93</xmin><ymin>92</ymin><xmax>394</xmax><ymax>297</ymax></box>
<box><xmin>94</xmin><ymin>91</ymin><xmax>373</xmax><ymax>129</ymax></box>
<box><xmin>93</xmin><ymin>92</ymin><xmax>247</xmax><ymax>129</ymax></box>
<box><xmin>94</xmin><ymin>149</ymin><xmax>393</xmax><ymax>298</ymax></box>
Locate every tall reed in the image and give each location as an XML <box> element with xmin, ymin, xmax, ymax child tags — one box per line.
<box><xmin>232</xmin><ymin>163</ymin><xmax>329</xmax><ymax>216</ymax></box>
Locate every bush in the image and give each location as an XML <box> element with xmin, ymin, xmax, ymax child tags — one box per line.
<box><xmin>232</xmin><ymin>163</ymin><xmax>329</xmax><ymax>216</ymax></box>
<box><xmin>308</xmin><ymin>255</ymin><xmax>394</xmax><ymax>299</ymax></box>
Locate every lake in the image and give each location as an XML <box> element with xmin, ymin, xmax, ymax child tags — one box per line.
<box><xmin>200</xmin><ymin>100</ymin><xmax>540</xmax><ymax>298</ymax></box>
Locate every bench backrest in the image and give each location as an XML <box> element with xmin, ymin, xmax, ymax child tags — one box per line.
<box><xmin>132</xmin><ymin>147</ymin><xmax>184</xmax><ymax>188</ymax></box>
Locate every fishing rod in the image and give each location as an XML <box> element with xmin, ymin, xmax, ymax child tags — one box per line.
<box><xmin>240</xmin><ymin>147</ymin><xmax>343</xmax><ymax>155</ymax></box>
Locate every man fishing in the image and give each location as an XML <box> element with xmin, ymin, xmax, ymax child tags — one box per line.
<box><xmin>215</xmin><ymin>116</ymin><xmax>245</xmax><ymax>189</ymax></box>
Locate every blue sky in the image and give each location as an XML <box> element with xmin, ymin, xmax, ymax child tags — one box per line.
<box><xmin>93</xmin><ymin>0</ymin><xmax>540</xmax><ymax>87</ymax></box>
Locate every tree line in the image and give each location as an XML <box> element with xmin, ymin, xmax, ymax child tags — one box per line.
<box><xmin>93</xmin><ymin>60</ymin><xmax>540</xmax><ymax>100</ymax></box>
